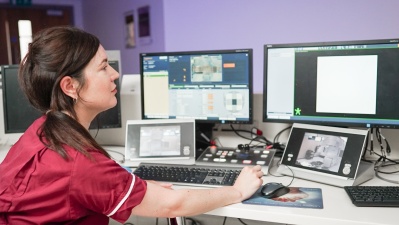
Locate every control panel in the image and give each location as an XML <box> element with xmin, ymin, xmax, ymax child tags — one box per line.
<box><xmin>195</xmin><ymin>146</ymin><xmax>276</xmax><ymax>175</ymax></box>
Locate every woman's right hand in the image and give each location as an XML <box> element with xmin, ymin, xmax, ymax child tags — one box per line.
<box><xmin>232</xmin><ymin>165</ymin><xmax>264</xmax><ymax>201</ymax></box>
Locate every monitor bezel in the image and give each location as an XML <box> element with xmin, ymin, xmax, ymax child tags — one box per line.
<box><xmin>140</xmin><ymin>48</ymin><xmax>253</xmax><ymax>125</ymax></box>
<box><xmin>89</xmin><ymin>60</ymin><xmax>122</xmax><ymax>130</ymax></box>
<box><xmin>1</xmin><ymin>64</ymin><xmax>42</xmax><ymax>134</ymax></box>
<box><xmin>263</xmin><ymin>38</ymin><xmax>399</xmax><ymax>129</ymax></box>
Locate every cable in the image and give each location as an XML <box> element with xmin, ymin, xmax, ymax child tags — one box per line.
<box><xmin>267</xmin><ymin>160</ymin><xmax>295</xmax><ymax>187</ymax></box>
<box><xmin>220</xmin><ymin>125</ymin><xmax>291</xmax><ymax>153</ymax></box>
<box><xmin>370</xmin><ymin>128</ymin><xmax>374</xmax><ymax>155</ymax></box>
<box><xmin>377</xmin><ymin>163</ymin><xmax>399</xmax><ymax>174</ymax></box>
<box><xmin>185</xmin><ymin>218</ymin><xmax>201</xmax><ymax>225</ymax></box>
<box><xmin>105</xmin><ymin>149</ymin><xmax>125</xmax><ymax>163</ymax></box>
<box><xmin>213</xmin><ymin>137</ymin><xmax>223</xmax><ymax>147</ymax></box>
<box><xmin>222</xmin><ymin>217</ymin><xmax>227</xmax><ymax>225</ymax></box>
<box><xmin>375</xmin><ymin>128</ymin><xmax>386</xmax><ymax>160</ymax></box>
<box><xmin>284</xmin><ymin>165</ymin><xmax>295</xmax><ymax>187</ymax></box>
<box><xmin>237</xmin><ymin>218</ymin><xmax>249</xmax><ymax>225</ymax></box>
<box><xmin>377</xmin><ymin>128</ymin><xmax>391</xmax><ymax>155</ymax></box>
<box><xmin>365</xmin><ymin>148</ymin><xmax>398</xmax><ymax>164</ymax></box>
<box><xmin>273</xmin><ymin>125</ymin><xmax>292</xmax><ymax>144</ymax></box>
<box><xmin>226</xmin><ymin>125</ymin><xmax>272</xmax><ymax>145</ymax></box>
<box><xmin>374</xmin><ymin>161</ymin><xmax>399</xmax><ymax>184</ymax></box>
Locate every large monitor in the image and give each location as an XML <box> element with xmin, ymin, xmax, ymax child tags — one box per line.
<box><xmin>140</xmin><ymin>49</ymin><xmax>253</xmax><ymax>125</ymax></box>
<box><xmin>1</xmin><ymin>64</ymin><xmax>41</xmax><ymax>134</ymax></box>
<box><xmin>263</xmin><ymin>38</ymin><xmax>399</xmax><ymax>128</ymax></box>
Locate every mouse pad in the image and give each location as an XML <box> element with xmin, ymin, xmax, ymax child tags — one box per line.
<box><xmin>243</xmin><ymin>187</ymin><xmax>323</xmax><ymax>209</ymax></box>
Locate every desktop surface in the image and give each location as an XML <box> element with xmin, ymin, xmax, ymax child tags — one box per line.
<box><xmin>1</xmin><ymin>145</ymin><xmax>398</xmax><ymax>225</ymax></box>
<box><xmin>182</xmin><ymin>163</ymin><xmax>398</xmax><ymax>225</ymax></box>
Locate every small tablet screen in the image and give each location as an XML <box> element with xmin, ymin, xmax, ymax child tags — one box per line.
<box><xmin>280</xmin><ymin>124</ymin><xmax>368</xmax><ymax>179</ymax></box>
<box><xmin>139</xmin><ymin>125</ymin><xmax>181</xmax><ymax>157</ymax></box>
<box><xmin>125</xmin><ymin>120</ymin><xmax>195</xmax><ymax>161</ymax></box>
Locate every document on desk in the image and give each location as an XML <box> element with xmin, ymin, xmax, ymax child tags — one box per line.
<box><xmin>243</xmin><ymin>187</ymin><xmax>323</xmax><ymax>209</ymax></box>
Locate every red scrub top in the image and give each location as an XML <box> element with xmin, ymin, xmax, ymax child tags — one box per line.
<box><xmin>0</xmin><ymin>116</ymin><xmax>147</xmax><ymax>224</ymax></box>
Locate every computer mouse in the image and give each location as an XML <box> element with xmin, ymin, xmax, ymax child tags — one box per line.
<box><xmin>260</xmin><ymin>182</ymin><xmax>290</xmax><ymax>198</ymax></box>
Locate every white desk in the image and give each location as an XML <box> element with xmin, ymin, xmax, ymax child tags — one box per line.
<box><xmin>203</xmin><ymin>176</ymin><xmax>398</xmax><ymax>225</ymax></box>
<box><xmin>1</xmin><ymin>145</ymin><xmax>398</xmax><ymax>225</ymax></box>
<box><xmin>166</xmin><ymin>160</ymin><xmax>399</xmax><ymax>225</ymax></box>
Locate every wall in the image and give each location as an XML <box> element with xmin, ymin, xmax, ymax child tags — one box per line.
<box><xmin>0</xmin><ymin>0</ymin><xmax>84</xmax><ymax>146</ymax></box>
<box><xmin>163</xmin><ymin>0</ymin><xmax>399</xmax><ymax>93</ymax></box>
<box><xmin>3</xmin><ymin>0</ymin><xmax>399</xmax><ymax>153</ymax></box>
<box><xmin>160</xmin><ymin>0</ymin><xmax>399</xmax><ymax>157</ymax></box>
<box><xmin>81</xmin><ymin>0</ymin><xmax>165</xmax><ymax>76</ymax></box>
<box><xmin>4</xmin><ymin>0</ymin><xmax>399</xmax><ymax>93</ymax></box>
<box><xmin>79</xmin><ymin>0</ymin><xmax>399</xmax><ymax>156</ymax></box>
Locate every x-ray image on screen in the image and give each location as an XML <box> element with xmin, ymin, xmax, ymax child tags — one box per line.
<box><xmin>295</xmin><ymin>133</ymin><xmax>347</xmax><ymax>173</ymax></box>
<box><xmin>139</xmin><ymin>125</ymin><xmax>181</xmax><ymax>157</ymax></box>
<box><xmin>190</xmin><ymin>54</ymin><xmax>222</xmax><ymax>82</ymax></box>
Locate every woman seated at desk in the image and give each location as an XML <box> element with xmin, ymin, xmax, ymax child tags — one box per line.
<box><xmin>0</xmin><ymin>26</ymin><xmax>264</xmax><ymax>224</ymax></box>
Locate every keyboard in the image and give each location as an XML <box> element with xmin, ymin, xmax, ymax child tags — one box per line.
<box><xmin>133</xmin><ymin>163</ymin><xmax>242</xmax><ymax>187</ymax></box>
<box><xmin>344</xmin><ymin>186</ymin><xmax>399</xmax><ymax>207</ymax></box>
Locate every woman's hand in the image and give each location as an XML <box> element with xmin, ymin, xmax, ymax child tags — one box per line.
<box><xmin>232</xmin><ymin>165</ymin><xmax>264</xmax><ymax>201</ymax></box>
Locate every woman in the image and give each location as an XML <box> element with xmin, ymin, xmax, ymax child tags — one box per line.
<box><xmin>0</xmin><ymin>26</ymin><xmax>263</xmax><ymax>224</ymax></box>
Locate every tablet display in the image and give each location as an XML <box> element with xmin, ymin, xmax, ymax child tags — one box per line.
<box><xmin>279</xmin><ymin>123</ymin><xmax>368</xmax><ymax>179</ymax></box>
<box><xmin>125</xmin><ymin>119</ymin><xmax>195</xmax><ymax>165</ymax></box>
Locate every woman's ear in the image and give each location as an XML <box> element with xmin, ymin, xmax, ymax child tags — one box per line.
<box><xmin>60</xmin><ymin>76</ymin><xmax>78</xmax><ymax>99</ymax></box>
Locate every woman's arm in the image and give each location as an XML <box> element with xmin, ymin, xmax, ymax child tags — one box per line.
<box><xmin>131</xmin><ymin>165</ymin><xmax>263</xmax><ymax>218</ymax></box>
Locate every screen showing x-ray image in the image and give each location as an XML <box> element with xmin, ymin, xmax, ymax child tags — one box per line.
<box><xmin>295</xmin><ymin>133</ymin><xmax>347</xmax><ymax>173</ymax></box>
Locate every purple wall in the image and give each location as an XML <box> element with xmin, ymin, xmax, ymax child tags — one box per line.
<box><xmin>163</xmin><ymin>0</ymin><xmax>399</xmax><ymax>93</ymax></box>
<box><xmin>81</xmin><ymin>0</ymin><xmax>165</xmax><ymax>78</ymax></box>
<box><xmin>6</xmin><ymin>0</ymin><xmax>399</xmax><ymax>93</ymax></box>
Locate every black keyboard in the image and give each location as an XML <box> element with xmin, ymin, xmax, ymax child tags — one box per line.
<box><xmin>344</xmin><ymin>186</ymin><xmax>399</xmax><ymax>207</ymax></box>
<box><xmin>133</xmin><ymin>163</ymin><xmax>241</xmax><ymax>187</ymax></box>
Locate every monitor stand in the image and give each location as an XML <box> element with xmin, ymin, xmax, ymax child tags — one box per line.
<box><xmin>277</xmin><ymin>161</ymin><xmax>374</xmax><ymax>187</ymax></box>
<box><xmin>352</xmin><ymin>161</ymin><xmax>375</xmax><ymax>186</ymax></box>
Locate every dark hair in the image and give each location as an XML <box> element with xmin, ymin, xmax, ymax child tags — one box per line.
<box><xmin>19</xmin><ymin>26</ymin><xmax>110</xmax><ymax>159</ymax></box>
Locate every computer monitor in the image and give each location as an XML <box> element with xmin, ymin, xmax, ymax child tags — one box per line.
<box><xmin>263</xmin><ymin>38</ymin><xmax>399</xmax><ymax>128</ymax></box>
<box><xmin>1</xmin><ymin>64</ymin><xmax>41</xmax><ymax>134</ymax></box>
<box><xmin>0</xmin><ymin>62</ymin><xmax>121</xmax><ymax>146</ymax></box>
<box><xmin>89</xmin><ymin>60</ymin><xmax>122</xmax><ymax>130</ymax></box>
<box><xmin>140</xmin><ymin>49</ymin><xmax>253</xmax><ymax>126</ymax></box>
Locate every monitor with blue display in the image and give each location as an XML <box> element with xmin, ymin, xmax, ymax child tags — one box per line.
<box><xmin>140</xmin><ymin>49</ymin><xmax>253</xmax><ymax>125</ymax></box>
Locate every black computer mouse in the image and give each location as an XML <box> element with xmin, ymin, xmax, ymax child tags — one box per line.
<box><xmin>260</xmin><ymin>182</ymin><xmax>290</xmax><ymax>198</ymax></box>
